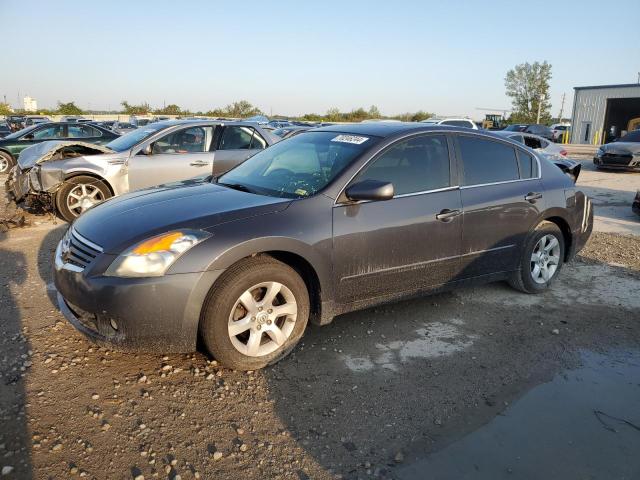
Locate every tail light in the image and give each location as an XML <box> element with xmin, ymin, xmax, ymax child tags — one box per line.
<box><xmin>560</xmin><ymin>150</ymin><xmax>567</xmax><ymax>157</ymax></box>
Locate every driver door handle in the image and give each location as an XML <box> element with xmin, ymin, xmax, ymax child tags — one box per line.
<box><xmin>436</xmin><ymin>209</ymin><xmax>462</xmax><ymax>222</ymax></box>
<box><xmin>190</xmin><ymin>160</ymin><xmax>209</xmax><ymax>167</ymax></box>
<box><xmin>525</xmin><ymin>192</ymin><xmax>542</xmax><ymax>203</ymax></box>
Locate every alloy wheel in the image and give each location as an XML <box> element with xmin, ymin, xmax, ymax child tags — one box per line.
<box><xmin>228</xmin><ymin>281</ymin><xmax>298</xmax><ymax>357</ymax></box>
<box><xmin>530</xmin><ymin>234</ymin><xmax>561</xmax><ymax>284</ymax></box>
<box><xmin>0</xmin><ymin>156</ymin><xmax>9</xmax><ymax>174</ymax></box>
<box><xmin>66</xmin><ymin>183</ymin><xmax>105</xmax><ymax>216</ymax></box>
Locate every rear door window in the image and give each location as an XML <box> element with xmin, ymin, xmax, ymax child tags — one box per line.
<box><xmin>458</xmin><ymin>136</ymin><xmax>519</xmax><ymax>186</ymax></box>
<box><xmin>68</xmin><ymin>125</ymin><xmax>102</xmax><ymax>138</ymax></box>
<box><xmin>523</xmin><ymin>136</ymin><xmax>542</xmax><ymax>149</ymax></box>
<box><xmin>356</xmin><ymin>134</ymin><xmax>450</xmax><ymax>195</ymax></box>
<box><xmin>250</xmin><ymin>130</ymin><xmax>268</xmax><ymax>149</ymax></box>
<box><xmin>219</xmin><ymin>126</ymin><xmax>254</xmax><ymax>150</ymax></box>
<box><xmin>31</xmin><ymin>125</ymin><xmax>65</xmax><ymax>139</ymax></box>
<box><xmin>152</xmin><ymin>126</ymin><xmax>213</xmax><ymax>154</ymax></box>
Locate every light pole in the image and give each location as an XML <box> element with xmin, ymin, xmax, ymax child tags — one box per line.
<box><xmin>536</xmin><ymin>93</ymin><xmax>546</xmax><ymax>124</ymax></box>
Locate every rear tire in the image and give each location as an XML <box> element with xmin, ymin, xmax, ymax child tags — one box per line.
<box><xmin>509</xmin><ymin>221</ymin><xmax>565</xmax><ymax>294</ymax></box>
<box><xmin>0</xmin><ymin>151</ymin><xmax>14</xmax><ymax>175</ymax></box>
<box><xmin>200</xmin><ymin>256</ymin><xmax>310</xmax><ymax>370</ymax></box>
<box><xmin>56</xmin><ymin>175</ymin><xmax>112</xmax><ymax>222</ymax></box>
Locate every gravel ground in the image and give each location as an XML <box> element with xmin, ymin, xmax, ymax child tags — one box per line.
<box><xmin>579</xmin><ymin>231</ymin><xmax>640</xmax><ymax>271</ymax></box>
<box><xmin>1</xmin><ymin>179</ymin><xmax>639</xmax><ymax>479</ymax></box>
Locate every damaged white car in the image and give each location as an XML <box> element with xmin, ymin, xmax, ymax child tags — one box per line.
<box><xmin>6</xmin><ymin>120</ymin><xmax>279</xmax><ymax>221</ymax></box>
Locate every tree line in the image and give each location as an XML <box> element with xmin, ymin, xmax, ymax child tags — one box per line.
<box><xmin>0</xmin><ymin>99</ymin><xmax>433</xmax><ymax>123</ymax></box>
<box><xmin>1</xmin><ymin>62</ymin><xmax>556</xmax><ymax>125</ymax></box>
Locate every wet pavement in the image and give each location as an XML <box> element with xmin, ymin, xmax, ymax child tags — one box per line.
<box><xmin>398</xmin><ymin>349</ymin><xmax>640</xmax><ymax>480</ymax></box>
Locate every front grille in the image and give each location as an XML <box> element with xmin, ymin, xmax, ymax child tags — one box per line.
<box><xmin>602</xmin><ymin>153</ymin><xmax>632</xmax><ymax>166</ymax></box>
<box><xmin>64</xmin><ymin>228</ymin><xmax>103</xmax><ymax>271</ymax></box>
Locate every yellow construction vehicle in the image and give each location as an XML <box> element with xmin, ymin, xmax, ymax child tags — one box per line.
<box><xmin>627</xmin><ymin>117</ymin><xmax>640</xmax><ymax>132</ymax></box>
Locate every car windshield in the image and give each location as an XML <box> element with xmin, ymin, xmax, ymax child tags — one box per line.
<box><xmin>618</xmin><ymin>130</ymin><xmax>640</xmax><ymax>143</ymax></box>
<box><xmin>217</xmin><ymin>131</ymin><xmax>377</xmax><ymax>199</ymax></box>
<box><xmin>3</xmin><ymin>125</ymin><xmax>39</xmax><ymax>140</ymax></box>
<box><xmin>504</xmin><ymin>125</ymin><xmax>526</xmax><ymax>131</ymax></box>
<box><xmin>105</xmin><ymin>123</ymin><xmax>167</xmax><ymax>152</ymax></box>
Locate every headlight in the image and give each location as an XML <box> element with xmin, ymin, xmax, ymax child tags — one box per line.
<box><xmin>105</xmin><ymin>230</ymin><xmax>210</xmax><ymax>277</ymax></box>
<box><xmin>596</xmin><ymin>148</ymin><xmax>604</xmax><ymax>157</ymax></box>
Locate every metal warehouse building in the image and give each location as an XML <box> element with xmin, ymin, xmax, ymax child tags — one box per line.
<box><xmin>571</xmin><ymin>83</ymin><xmax>640</xmax><ymax>144</ymax></box>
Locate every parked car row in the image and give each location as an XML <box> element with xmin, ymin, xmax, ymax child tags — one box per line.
<box><xmin>7</xmin><ymin>120</ymin><xmax>280</xmax><ymax>221</ymax></box>
<box><xmin>0</xmin><ymin>122</ymin><xmax>119</xmax><ymax>174</ymax></box>
<box><xmin>50</xmin><ymin>123</ymin><xmax>593</xmax><ymax>370</ymax></box>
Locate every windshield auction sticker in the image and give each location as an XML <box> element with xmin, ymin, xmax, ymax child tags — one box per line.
<box><xmin>331</xmin><ymin>135</ymin><xmax>369</xmax><ymax>145</ymax></box>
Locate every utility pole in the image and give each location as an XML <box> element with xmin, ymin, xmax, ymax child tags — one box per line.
<box><xmin>557</xmin><ymin>93</ymin><xmax>566</xmax><ymax>122</ymax></box>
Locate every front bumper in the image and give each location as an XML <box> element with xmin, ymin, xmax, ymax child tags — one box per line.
<box><xmin>593</xmin><ymin>155</ymin><xmax>640</xmax><ymax>171</ymax></box>
<box><xmin>54</xmin><ymin>241</ymin><xmax>223</xmax><ymax>352</ymax></box>
<box><xmin>6</xmin><ymin>166</ymin><xmax>31</xmax><ymax>202</ymax></box>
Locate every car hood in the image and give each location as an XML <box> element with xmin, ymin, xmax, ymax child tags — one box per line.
<box><xmin>17</xmin><ymin>140</ymin><xmax>115</xmax><ymax>170</ymax></box>
<box><xmin>72</xmin><ymin>180</ymin><xmax>292</xmax><ymax>254</ymax></box>
<box><xmin>601</xmin><ymin>142</ymin><xmax>640</xmax><ymax>155</ymax></box>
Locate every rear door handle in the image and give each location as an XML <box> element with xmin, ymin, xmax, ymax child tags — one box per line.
<box><xmin>190</xmin><ymin>160</ymin><xmax>209</xmax><ymax>167</ymax></box>
<box><xmin>525</xmin><ymin>192</ymin><xmax>543</xmax><ymax>203</ymax></box>
<box><xmin>436</xmin><ymin>209</ymin><xmax>462</xmax><ymax>222</ymax></box>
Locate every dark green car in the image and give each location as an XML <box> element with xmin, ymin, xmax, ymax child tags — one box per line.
<box><xmin>0</xmin><ymin>122</ymin><xmax>119</xmax><ymax>174</ymax></box>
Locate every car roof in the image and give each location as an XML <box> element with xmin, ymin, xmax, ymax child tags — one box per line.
<box><xmin>312</xmin><ymin>122</ymin><xmax>471</xmax><ymax>138</ymax></box>
<box><xmin>493</xmin><ymin>130</ymin><xmax>547</xmax><ymax>141</ymax></box>
<box><xmin>149</xmin><ymin>119</ymin><xmax>271</xmax><ymax>128</ymax></box>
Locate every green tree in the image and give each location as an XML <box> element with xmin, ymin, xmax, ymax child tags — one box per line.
<box><xmin>121</xmin><ymin>101</ymin><xmax>151</xmax><ymax>115</ymax></box>
<box><xmin>206</xmin><ymin>100</ymin><xmax>261</xmax><ymax>118</ymax></box>
<box><xmin>409</xmin><ymin>110</ymin><xmax>432</xmax><ymax>122</ymax></box>
<box><xmin>56</xmin><ymin>101</ymin><xmax>83</xmax><ymax>115</ymax></box>
<box><xmin>0</xmin><ymin>103</ymin><xmax>13</xmax><ymax>116</ymax></box>
<box><xmin>154</xmin><ymin>104</ymin><xmax>182</xmax><ymax>115</ymax></box>
<box><xmin>368</xmin><ymin>105</ymin><xmax>381</xmax><ymax>119</ymax></box>
<box><xmin>505</xmin><ymin>61</ymin><xmax>552</xmax><ymax>124</ymax></box>
<box><xmin>325</xmin><ymin>107</ymin><xmax>341</xmax><ymax>122</ymax></box>
<box><xmin>226</xmin><ymin>100</ymin><xmax>262</xmax><ymax>118</ymax></box>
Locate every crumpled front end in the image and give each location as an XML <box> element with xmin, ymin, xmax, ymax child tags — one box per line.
<box><xmin>6</xmin><ymin>163</ymin><xmax>63</xmax><ymax>211</ymax></box>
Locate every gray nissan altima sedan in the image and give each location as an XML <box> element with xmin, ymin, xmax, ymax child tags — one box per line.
<box><xmin>54</xmin><ymin>123</ymin><xmax>593</xmax><ymax>370</ymax></box>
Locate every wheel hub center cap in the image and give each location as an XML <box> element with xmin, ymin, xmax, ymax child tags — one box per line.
<box><xmin>257</xmin><ymin>313</ymin><xmax>269</xmax><ymax>324</ymax></box>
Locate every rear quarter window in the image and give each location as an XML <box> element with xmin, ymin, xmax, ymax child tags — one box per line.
<box><xmin>517</xmin><ymin>150</ymin><xmax>538</xmax><ymax>179</ymax></box>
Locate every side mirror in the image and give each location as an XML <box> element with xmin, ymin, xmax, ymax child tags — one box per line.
<box><xmin>138</xmin><ymin>144</ymin><xmax>152</xmax><ymax>155</ymax></box>
<box><xmin>345</xmin><ymin>179</ymin><xmax>394</xmax><ymax>202</ymax></box>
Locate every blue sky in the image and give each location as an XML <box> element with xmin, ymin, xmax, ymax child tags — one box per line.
<box><xmin>1</xmin><ymin>0</ymin><xmax>639</xmax><ymax>119</ymax></box>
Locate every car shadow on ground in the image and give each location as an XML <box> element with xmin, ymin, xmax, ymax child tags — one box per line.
<box><xmin>0</xmin><ymin>228</ymin><xmax>32</xmax><ymax>478</ymax></box>
<box><xmin>263</xmin><ymin>257</ymin><xmax>640</xmax><ymax>479</ymax></box>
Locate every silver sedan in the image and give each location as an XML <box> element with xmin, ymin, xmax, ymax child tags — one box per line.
<box><xmin>7</xmin><ymin>120</ymin><xmax>280</xmax><ymax>222</ymax></box>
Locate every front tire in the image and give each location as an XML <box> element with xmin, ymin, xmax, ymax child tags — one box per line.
<box><xmin>0</xmin><ymin>151</ymin><xmax>15</xmax><ymax>174</ymax></box>
<box><xmin>55</xmin><ymin>175</ymin><xmax>112</xmax><ymax>222</ymax></box>
<box><xmin>509</xmin><ymin>221</ymin><xmax>565</xmax><ymax>294</ymax></box>
<box><xmin>200</xmin><ymin>256</ymin><xmax>310</xmax><ymax>370</ymax></box>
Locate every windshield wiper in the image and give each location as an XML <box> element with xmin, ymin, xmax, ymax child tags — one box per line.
<box><xmin>217</xmin><ymin>182</ymin><xmax>255</xmax><ymax>194</ymax></box>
